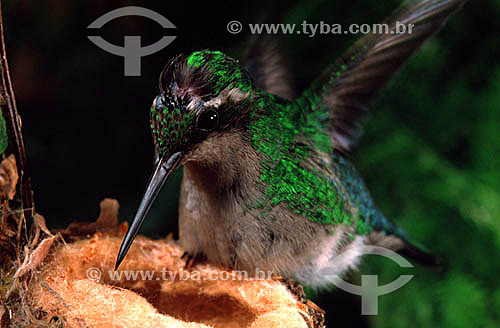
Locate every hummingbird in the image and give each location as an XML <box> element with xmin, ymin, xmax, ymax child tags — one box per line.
<box><xmin>115</xmin><ymin>0</ymin><xmax>465</xmax><ymax>288</ymax></box>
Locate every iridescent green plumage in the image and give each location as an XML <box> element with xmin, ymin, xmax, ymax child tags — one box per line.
<box><xmin>187</xmin><ymin>50</ymin><xmax>253</xmax><ymax>96</ymax></box>
<box><xmin>248</xmin><ymin>93</ymin><xmax>355</xmax><ymax>230</ymax></box>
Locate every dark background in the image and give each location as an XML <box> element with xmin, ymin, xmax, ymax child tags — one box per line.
<box><xmin>3</xmin><ymin>0</ymin><xmax>500</xmax><ymax>326</ymax></box>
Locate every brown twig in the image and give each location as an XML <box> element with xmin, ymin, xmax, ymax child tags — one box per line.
<box><xmin>0</xmin><ymin>2</ymin><xmax>35</xmax><ymax>233</ymax></box>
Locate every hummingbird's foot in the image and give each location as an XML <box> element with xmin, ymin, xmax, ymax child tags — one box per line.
<box><xmin>181</xmin><ymin>251</ymin><xmax>206</xmax><ymax>271</ymax></box>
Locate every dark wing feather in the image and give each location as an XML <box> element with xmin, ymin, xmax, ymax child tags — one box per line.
<box><xmin>297</xmin><ymin>0</ymin><xmax>467</xmax><ymax>153</ymax></box>
<box><xmin>241</xmin><ymin>37</ymin><xmax>295</xmax><ymax>100</ymax></box>
<box><xmin>240</xmin><ymin>2</ymin><xmax>298</xmax><ymax>100</ymax></box>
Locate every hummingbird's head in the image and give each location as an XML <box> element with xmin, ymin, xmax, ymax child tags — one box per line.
<box><xmin>151</xmin><ymin>50</ymin><xmax>256</xmax><ymax>160</ymax></box>
<box><xmin>115</xmin><ymin>50</ymin><xmax>258</xmax><ymax>269</ymax></box>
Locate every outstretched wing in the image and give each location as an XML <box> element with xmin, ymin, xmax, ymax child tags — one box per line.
<box><xmin>240</xmin><ymin>3</ymin><xmax>297</xmax><ymax>100</ymax></box>
<box><xmin>297</xmin><ymin>0</ymin><xmax>466</xmax><ymax>153</ymax></box>
<box><xmin>241</xmin><ymin>37</ymin><xmax>295</xmax><ymax>100</ymax></box>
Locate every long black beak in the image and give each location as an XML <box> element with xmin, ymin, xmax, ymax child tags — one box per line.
<box><xmin>115</xmin><ymin>151</ymin><xmax>182</xmax><ymax>270</ymax></box>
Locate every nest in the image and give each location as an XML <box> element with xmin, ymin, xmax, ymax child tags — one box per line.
<box><xmin>0</xmin><ymin>156</ymin><xmax>325</xmax><ymax>328</ymax></box>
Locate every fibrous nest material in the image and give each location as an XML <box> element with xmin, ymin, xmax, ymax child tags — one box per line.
<box><xmin>2</xmin><ymin>197</ymin><xmax>325</xmax><ymax>328</ymax></box>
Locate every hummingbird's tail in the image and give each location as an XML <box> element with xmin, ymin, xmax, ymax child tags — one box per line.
<box><xmin>371</xmin><ymin>218</ymin><xmax>443</xmax><ymax>270</ymax></box>
<box><xmin>367</xmin><ymin>211</ymin><xmax>443</xmax><ymax>270</ymax></box>
<box><xmin>398</xmin><ymin>240</ymin><xmax>443</xmax><ymax>270</ymax></box>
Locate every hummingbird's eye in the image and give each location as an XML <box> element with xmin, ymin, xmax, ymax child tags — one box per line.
<box><xmin>197</xmin><ymin>109</ymin><xmax>219</xmax><ymax>132</ymax></box>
